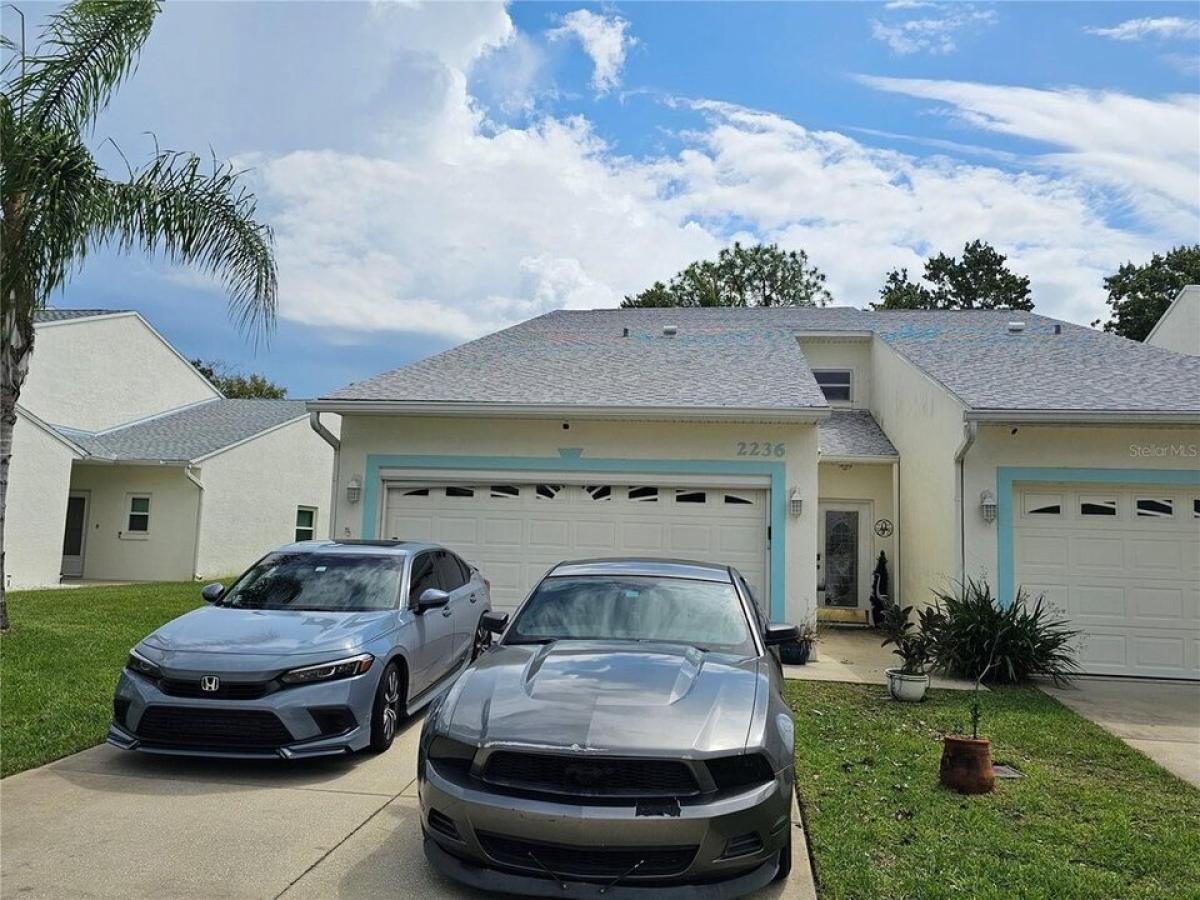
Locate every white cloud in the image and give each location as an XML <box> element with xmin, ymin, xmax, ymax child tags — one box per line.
<box><xmin>857</xmin><ymin>76</ymin><xmax>1200</xmax><ymax>233</ymax></box>
<box><xmin>549</xmin><ymin>9</ymin><xmax>636</xmax><ymax>95</ymax></box>
<box><xmin>1085</xmin><ymin>17</ymin><xmax>1200</xmax><ymax>42</ymax></box>
<box><xmin>243</xmin><ymin>4</ymin><xmax>1196</xmax><ymax>342</ymax></box>
<box><xmin>870</xmin><ymin>4</ymin><xmax>996</xmax><ymax>55</ymax></box>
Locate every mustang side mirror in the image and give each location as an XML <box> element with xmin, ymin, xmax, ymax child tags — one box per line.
<box><xmin>764</xmin><ymin>623</ymin><xmax>800</xmax><ymax>646</ymax></box>
<box><xmin>417</xmin><ymin>588</ymin><xmax>451</xmax><ymax>612</ymax></box>
<box><xmin>200</xmin><ymin>583</ymin><xmax>224</xmax><ymax>603</ymax></box>
<box><xmin>480</xmin><ymin>611</ymin><xmax>509</xmax><ymax>634</ymax></box>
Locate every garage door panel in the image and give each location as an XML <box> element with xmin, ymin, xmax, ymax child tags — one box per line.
<box><xmin>669</xmin><ymin>524</ymin><xmax>713</xmax><ymax>554</ymax></box>
<box><xmin>620</xmin><ymin>523</ymin><xmax>665</xmax><ymax>552</ymax></box>
<box><xmin>575</xmin><ymin>521</ymin><xmax>618</xmax><ymax>550</ymax></box>
<box><xmin>529</xmin><ymin>520</ymin><xmax>570</xmax><ymax>548</ymax></box>
<box><xmin>1015</xmin><ymin>483</ymin><xmax>1199</xmax><ymax>680</ymax></box>
<box><xmin>483</xmin><ymin>518</ymin><xmax>524</xmax><ymax>546</ymax></box>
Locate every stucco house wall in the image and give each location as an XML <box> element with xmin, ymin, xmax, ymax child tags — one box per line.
<box><xmin>798</xmin><ymin>339</ymin><xmax>872</xmax><ymax>410</ymax></box>
<box><xmin>196</xmin><ymin>417</ymin><xmax>336</xmax><ymax>578</ymax></box>
<box><xmin>67</xmin><ymin>465</ymin><xmax>199</xmax><ymax>582</ymax></box>
<box><xmin>869</xmin><ymin>339</ymin><xmax>968</xmax><ymax>607</ymax></box>
<box><xmin>22</xmin><ymin>313</ymin><xmax>219</xmax><ymax>431</ymax></box>
<box><xmin>6</xmin><ymin>413</ymin><xmax>77</xmax><ymax>589</ymax></box>
<box><xmin>1145</xmin><ymin>286</ymin><xmax>1200</xmax><ymax>356</ymax></box>
<box><xmin>330</xmin><ymin>414</ymin><xmax>821</xmax><ymax>627</ymax></box>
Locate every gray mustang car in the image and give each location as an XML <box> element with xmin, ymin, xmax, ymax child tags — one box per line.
<box><xmin>109</xmin><ymin>540</ymin><xmax>491</xmax><ymax>759</ymax></box>
<box><xmin>418</xmin><ymin>558</ymin><xmax>799</xmax><ymax>898</ymax></box>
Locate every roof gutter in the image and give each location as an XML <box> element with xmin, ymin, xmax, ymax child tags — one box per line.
<box><xmin>954</xmin><ymin>421</ymin><xmax>978</xmax><ymax>586</ymax></box>
<box><xmin>964</xmin><ymin>409</ymin><xmax>1200</xmax><ymax>425</ymax></box>
<box><xmin>185</xmin><ymin>466</ymin><xmax>204</xmax><ymax>581</ymax></box>
<box><xmin>305</xmin><ymin>400</ymin><xmax>830</xmax><ymax>424</ymax></box>
<box><xmin>308</xmin><ymin>411</ymin><xmax>340</xmax><ymax>451</ymax></box>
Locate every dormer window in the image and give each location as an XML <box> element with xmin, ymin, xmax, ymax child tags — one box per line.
<box><xmin>814</xmin><ymin>370</ymin><xmax>852</xmax><ymax>403</ymax></box>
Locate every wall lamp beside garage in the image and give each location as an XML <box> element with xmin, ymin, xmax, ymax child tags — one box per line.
<box><xmin>979</xmin><ymin>490</ymin><xmax>997</xmax><ymax>524</ymax></box>
<box><xmin>346</xmin><ymin>475</ymin><xmax>363</xmax><ymax>505</ymax></box>
<box><xmin>789</xmin><ymin>488</ymin><xmax>803</xmax><ymax>518</ymax></box>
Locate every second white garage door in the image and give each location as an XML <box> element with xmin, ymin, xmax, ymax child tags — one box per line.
<box><xmin>383</xmin><ymin>481</ymin><xmax>770</xmax><ymax>612</ymax></box>
<box><xmin>1014</xmin><ymin>483</ymin><xmax>1199</xmax><ymax>680</ymax></box>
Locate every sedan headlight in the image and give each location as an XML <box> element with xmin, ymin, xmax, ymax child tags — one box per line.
<box><xmin>280</xmin><ymin>653</ymin><xmax>374</xmax><ymax>685</ymax></box>
<box><xmin>126</xmin><ymin>649</ymin><xmax>161</xmax><ymax>680</ymax></box>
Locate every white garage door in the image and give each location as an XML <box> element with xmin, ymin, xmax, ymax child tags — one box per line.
<box><xmin>1014</xmin><ymin>484</ymin><xmax>1200</xmax><ymax>680</ymax></box>
<box><xmin>383</xmin><ymin>481</ymin><xmax>770</xmax><ymax>612</ymax></box>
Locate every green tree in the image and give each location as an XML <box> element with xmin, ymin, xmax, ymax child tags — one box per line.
<box><xmin>622</xmin><ymin>242</ymin><xmax>832</xmax><ymax>308</ymax></box>
<box><xmin>873</xmin><ymin>240</ymin><xmax>1033</xmax><ymax>311</ymax></box>
<box><xmin>191</xmin><ymin>359</ymin><xmax>287</xmax><ymax>399</ymax></box>
<box><xmin>1</xmin><ymin>1</ymin><xmax>277</xmax><ymax>630</ymax></box>
<box><xmin>1092</xmin><ymin>245</ymin><xmax>1200</xmax><ymax>341</ymax></box>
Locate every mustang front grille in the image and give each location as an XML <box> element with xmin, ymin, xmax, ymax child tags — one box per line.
<box><xmin>477</xmin><ymin>832</ymin><xmax>697</xmax><ymax>879</ymax></box>
<box><xmin>481</xmin><ymin>751</ymin><xmax>700</xmax><ymax>799</ymax></box>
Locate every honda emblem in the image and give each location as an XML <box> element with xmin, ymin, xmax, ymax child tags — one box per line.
<box><xmin>200</xmin><ymin>675</ymin><xmax>220</xmax><ymax>692</ymax></box>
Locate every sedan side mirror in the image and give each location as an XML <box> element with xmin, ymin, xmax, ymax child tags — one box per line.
<box><xmin>764</xmin><ymin>623</ymin><xmax>800</xmax><ymax>646</ymax></box>
<box><xmin>200</xmin><ymin>583</ymin><xmax>225</xmax><ymax>604</ymax></box>
<box><xmin>480</xmin><ymin>611</ymin><xmax>509</xmax><ymax>634</ymax></box>
<box><xmin>417</xmin><ymin>588</ymin><xmax>451</xmax><ymax>612</ymax></box>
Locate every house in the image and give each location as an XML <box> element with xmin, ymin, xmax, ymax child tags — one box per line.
<box><xmin>308</xmin><ymin>307</ymin><xmax>1200</xmax><ymax>681</ymax></box>
<box><xmin>1145</xmin><ymin>285</ymin><xmax>1200</xmax><ymax>356</ymax></box>
<box><xmin>7</xmin><ymin>309</ymin><xmax>336</xmax><ymax>589</ymax></box>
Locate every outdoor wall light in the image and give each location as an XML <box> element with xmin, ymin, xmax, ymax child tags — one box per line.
<box><xmin>789</xmin><ymin>488</ymin><xmax>804</xmax><ymax>518</ymax></box>
<box><xmin>346</xmin><ymin>475</ymin><xmax>363</xmax><ymax>505</ymax></box>
<box><xmin>980</xmin><ymin>489</ymin><xmax>997</xmax><ymax>524</ymax></box>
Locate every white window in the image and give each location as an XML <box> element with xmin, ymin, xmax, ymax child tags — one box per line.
<box><xmin>1079</xmin><ymin>496</ymin><xmax>1118</xmax><ymax>517</ymax></box>
<box><xmin>1136</xmin><ymin>497</ymin><xmax>1174</xmax><ymax>518</ymax></box>
<box><xmin>127</xmin><ymin>495</ymin><xmax>151</xmax><ymax>533</ymax></box>
<box><xmin>1023</xmin><ymin>493</ymin><xmax>1062</xmax><ymax>516</ymax></box>
<box><xmin>813</xmin><ymin>370</ymin><xmax>852</xmax><ymax>403</ymax></box>
<box><xmin>295</xmin><ymin>507</ymin><xmax>317</xmax><ymax>541</ymax></box>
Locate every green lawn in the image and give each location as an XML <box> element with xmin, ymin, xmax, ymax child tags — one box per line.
<box><xmin>787</xmin><ymin>681</ymin><xmax>1200</xmax><ymax>900</ymax></box>
<box><xmin>0</xmin><ymin>580</ymin><xmax>204</xmax><ymax>777</ymax></box>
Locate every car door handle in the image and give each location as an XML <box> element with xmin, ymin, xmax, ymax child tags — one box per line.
<box><xmin>442</xmin><ymin>607</ymin><xmax>453</xmax><ymax>617</ymax></box>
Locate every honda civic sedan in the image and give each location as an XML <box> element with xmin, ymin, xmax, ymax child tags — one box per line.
<box><xmin>109</xmin><ymin>540</ymin><xmax>491</xmax><ymax>759</ymax></box>
<box><xmin>418</xmin><ymin>558</ymin><xmax>798</xmax><ymax>898</ymax></box>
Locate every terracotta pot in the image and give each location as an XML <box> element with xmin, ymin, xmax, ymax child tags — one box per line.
<box><xmin>939</xmin><ymin>736</ymin><xmax>995</xmax><ymax>794</ymax></box>
<box><xmin>885</xmin><ymin>668</ymin><xmax>929</xmax><ymax>702</ymax></box>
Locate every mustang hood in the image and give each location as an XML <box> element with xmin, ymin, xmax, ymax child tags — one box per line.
<box><xmin>141</xmin><ymin>606</ymin><xmax>394</xmax><ymax>659</ymax></box>
<box><xmin>441</xmin><ymin>641</ymin><xmax>763</xmax><ymax>756</ymax></box>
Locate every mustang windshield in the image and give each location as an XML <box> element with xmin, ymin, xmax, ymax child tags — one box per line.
<box><xmin>221</xmin><ymin>553</ymin><xmax>403</xmax><ymax>612</ymax></box>
<box><xmin>507</xmin><ymin>575</ymin><xmax>756</xmax><ymax>655</ymax></box>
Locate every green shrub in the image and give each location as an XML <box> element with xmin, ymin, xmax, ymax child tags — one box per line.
<box><xmin>927</xmin><ymin>578</ymin><xmax>1080</xmax><ymax>685</ymax></box>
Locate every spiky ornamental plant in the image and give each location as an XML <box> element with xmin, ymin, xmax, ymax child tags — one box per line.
<box><xmin>1</xmin><ymin>1</ymin><xmax>277</xmax><ymax>630</ymax></box>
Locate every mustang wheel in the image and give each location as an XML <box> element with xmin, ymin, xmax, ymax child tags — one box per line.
<box><xmin>369</xmin><ymin>662</ymin><xmax>404</xmax><ymax>753</ymax></box>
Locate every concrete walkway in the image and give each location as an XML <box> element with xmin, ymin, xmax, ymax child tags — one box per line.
<box><xmin>0</xmin><ymin>719</ymin><xmax>816</xmax><ymax>899</ymax></box>
<box><xmin>783</xmin><ymin>627</ymin><xmax>980</xmax><ymax>691</ymax></box>
<box><xmin>1041</xmin><ymin>676</ymin><xmax>1200</xmax><ymax>788</ymax></box>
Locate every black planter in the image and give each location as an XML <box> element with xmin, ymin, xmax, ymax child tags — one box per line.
<box><xmin>779</xmin><ymin>639</ymin><xmax>812</xmax><ymax>666</ymax></box>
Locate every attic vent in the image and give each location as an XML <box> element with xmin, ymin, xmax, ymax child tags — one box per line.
<box><xmin>1006</xmin><ymin>321</ymin><xmax>1026</xmax><ymax>334</ymax></box>
<box><xmin>662</xmin><ymin>325</ymin><xmax>678</xmax><ymax>337</ymax></box>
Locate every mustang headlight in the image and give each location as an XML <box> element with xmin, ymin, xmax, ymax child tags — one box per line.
<box><xmin>126</xmin><ymin>649</ymin><xmax>162</xmax><ymax>680</ymax></box>
<box><xmin>280</xmin><ymin>653</ymin><xmax>374</xmax><ymax>685</ymax></box>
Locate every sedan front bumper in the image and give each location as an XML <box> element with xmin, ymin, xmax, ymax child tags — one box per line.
<box><xmin>419</xmin><ymin>757</ymin><xmax>792</xmax><ymax>897</ymax></box>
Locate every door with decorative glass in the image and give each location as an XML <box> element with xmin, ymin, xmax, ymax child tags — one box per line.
<box><xmin>818</xmin><ymin>503</ymin><xmax>868</xmax><ymax>608</ymax></box>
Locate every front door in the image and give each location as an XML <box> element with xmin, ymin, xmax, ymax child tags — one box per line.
<box><xmin>818</xmin><ymin>503</ymin><xmax>868</xmax><ymax>608</ymax></box>
<box><xmin>61</xmin><ymin>492</ymin><xmax>89</xmax><ymax>578</ymax></box>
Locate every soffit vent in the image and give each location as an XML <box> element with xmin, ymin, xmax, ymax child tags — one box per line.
<box><xmin>1006</xmin><ymin>321</ymin><xmax>1026</xmax><ymax>334</ymax></box>
<box><xmin>663</xmin><ymin>325</ymin><xmax>678</xmax><ymax>337</ymax></box>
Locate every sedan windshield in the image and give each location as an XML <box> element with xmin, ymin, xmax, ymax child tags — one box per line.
<box><xmin>507</xmin><ymin>575</ymin><xmax>756</xmax><ymax>655</ymax></box>
<box><xmin>221</xmin><ymin>553</ymin><xmax>402</xmax><ymax>612</ymax></box>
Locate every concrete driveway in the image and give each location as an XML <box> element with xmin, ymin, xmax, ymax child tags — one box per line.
<box><xmin>1041</xmin><ymin>677</ymin><xmax>1200</xmax><ymax>787</ymax></box>
<box><xmin>0</xmin><ymin>717</ymin><xmax>815</xmax><ymax>899</ymax></box>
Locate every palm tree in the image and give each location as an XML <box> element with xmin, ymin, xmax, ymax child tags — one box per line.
<box><xmin>1</xmin><ymin>1</ymin><xmax>277</xmax><ymax>630</ymax></box>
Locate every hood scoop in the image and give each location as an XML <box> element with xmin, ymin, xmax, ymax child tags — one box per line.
<box><xmin>524</xmin><ymin>642</ymin><xmax>704</xmax><ymax>707</ymax></box>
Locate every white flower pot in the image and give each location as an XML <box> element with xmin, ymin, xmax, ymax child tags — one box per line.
<box><xmin>886</xmin><ymin>668</ymin><xmax>930</xmax><ymax>702</ymax></box>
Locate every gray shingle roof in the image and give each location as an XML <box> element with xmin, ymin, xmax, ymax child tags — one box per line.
<box><xmin>819</xmin><ymin>410</ymin><xmax>897</xmax><ymax>458</ymax></box>
<box><xmin>322</xmin><ymin>307</ymin><xmax>1200</xmax><ymax>417</ymax></box>
<box><xmin>56</xmin><ymin>399</ymin><xmax>307</xmax><ymax>463</ymax></box>
<box><xmin>33</xmin><ymin>308</ymin><xmax>128</xmax><ymax>323</ymax></box>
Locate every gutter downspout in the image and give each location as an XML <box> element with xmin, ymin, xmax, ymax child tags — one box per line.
<box><xmin>185</xmin><ymin>466</ymin><xmax>204</xmax><ymax>581</ymax></box>
<box><xmin>953</xmin><ymin>421</ymin><xmax>978</xmax><ymax>584</ymax></box>
<box><xmin>309</xmin><ymin>412</ymin><xmax>341</xmax><ymax>539</ymax></box>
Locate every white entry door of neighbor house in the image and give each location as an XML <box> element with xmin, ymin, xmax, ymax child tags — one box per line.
<box><xmin>382</xmin><ymin>480</ymin><xmax>770</xmax><ymax>613</ymax></box>
<box><xmin>60</xmin><ymin>491</ymin><xmax>89</xmax><ymax>578</ymax></box>
<box><xmin>1014</xmin><ymin>483</ymin><xmax>1200</xmax><ymax>680</ymax></box>
<box><xmin>818</xmin><ymin>501</ymin><xmax>871</xmax><ymax>608</ymax></box>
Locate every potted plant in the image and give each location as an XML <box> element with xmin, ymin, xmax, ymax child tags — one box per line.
<box><xmin>939</xmin><ymin>633</ymin><xmax>1003</xmax><ymax>794</ymax></box>
<box><xmin>779</xmin><ymin>623</ymin><xmax>817</xmax><ymax>665</ymax></box>
<box><xmin>878</xmin><ymin>599</ymin><xmax>935</xmax><ymax>702</ymax></box>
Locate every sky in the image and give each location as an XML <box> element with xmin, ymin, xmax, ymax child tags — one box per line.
<box><xmin>7</xmin><ymin>1</ymin><xmax>1200</xmax><ymax>397</ymax></box>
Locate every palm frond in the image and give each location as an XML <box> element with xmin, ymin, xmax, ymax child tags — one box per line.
<box><xmin>18</xmin><ymin>0</ymin><xmax>158</xmax><ymax>131</ymax></box>
<box><xmin>96</xmin><ymin>150</ymin><xmax>277</xmax><ymax>340</ymax></box>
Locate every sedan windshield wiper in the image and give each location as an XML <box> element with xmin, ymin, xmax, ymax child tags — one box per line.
<box><xmin>505</xmin><ymin>637</ymin><xmax>557</xmax><ymax>645</ymax></box>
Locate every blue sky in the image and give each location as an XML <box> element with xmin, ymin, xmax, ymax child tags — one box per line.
<box><xmin>8</xmin><ymin>1</ymin><xmax>1199</xmax><ymax>397</ymax></box>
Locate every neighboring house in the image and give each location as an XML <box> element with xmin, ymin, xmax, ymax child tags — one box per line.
<box><xmin>1145</xmin><ymin>285</ymin><xmax>1200</xmax><ymax>355</ymax></box>
<box><xmin>8</xmin><ymin>309</ymin><xmax>336</xmax><ymax>589</ymax></box>
<box><xmin>308</xmin><ymin>308</ymin><xmax>1200</xmax><ymax>681</ymax></box>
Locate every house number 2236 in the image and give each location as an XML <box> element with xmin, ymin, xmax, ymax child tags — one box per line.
<box><xmin>736</xmin><ymin>441</ymin><xmax>785</xmax><ymax>458</ymax></box>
